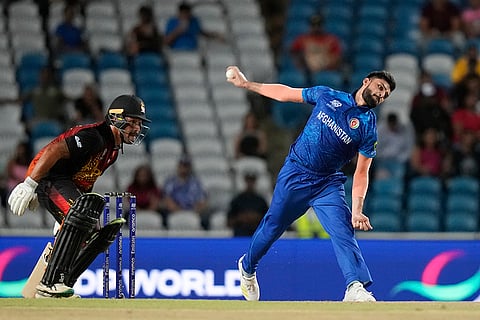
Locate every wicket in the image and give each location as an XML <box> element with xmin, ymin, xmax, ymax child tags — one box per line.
<box><xmin>102</xmin><ymin>192</ymin><xmax>136</xmax><ymax>298</ymax></box>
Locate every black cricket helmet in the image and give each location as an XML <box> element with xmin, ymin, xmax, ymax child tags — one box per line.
<box><xmin>106</xmin><ymin>94</ymin><xmax>151</xmax><ymax>145</ymax></box>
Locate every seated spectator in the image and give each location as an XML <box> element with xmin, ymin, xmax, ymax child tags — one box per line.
<box><xmin>52</xmin><ymin>4</ymin><xmax>87</xmax><ymax>56</ymax></box>
<box><xmin>21</xmin><ymin>66</ymin><xmax>67</xmax><ymax>133</ymax></box>
<box><xmin>227</xmin><ymin>171</ymin><xmax>268</xmax><ymax>237</ymax></box>
<box><xmin>126</xmin><ymin>5</ymin><xmax>163</xmax><ymax>57</ymax></box>
<box><xmin>447</xmin><ymin>129</ymin><xmax>480</xmax><ymax>178</ymax></box>
<box><xmin>408</xmin><ymin>127</ymin><xmax>450</xmax><ymax>180</ymax></box>
<box><xmin>289</xmin><ymin>14</ymin><xmax>342</xmax><ymax>81</ymax></box>
<box><xmin>375</xmin><ymin>113</ymin><xmax>415</xmax><ymax>179</ymax></box>
<box><xmin>451</xmin><ymin>42</ymin><xmax>480</xmax><ymax>85</ymax></box>
<box><xmin>410</xmin><ymin>70</ymin><xmax>452</xmax><ymax>144</ymax></box>
<box><xmin>163</xmin><ymin>154</ymin><xmax>209</xmax><ymax>229</ymax></box>
<box><xmin>126</xmin><ymin>164</ymin><xmax>164</xmax><ymax>212</ymax></box>
<box><xmin>418</xmin><ymin>0</ymin><xmax>464</xmax><ymax>51</ymax></box>
<box><xmin>461</xmin><ymin>0</ymin><xmax>480</xmax><ymax>39</ymax></box>
<box><xmin>164</xmin><ymin>1</ymin><xmax>224</xmax><ymax>50</ymax></box>
<box><xmin>451</xmin><ymin>73</ymin><xmax>480</xmax><ymax>107</ymax></box>
<box><xmin>72</xmin><ymin>84</ymin><xmax>104</xmax><ymax>125</ymax></box>
<box><xmin>451</xmin><ymin>91</ymin><xmax>480</xmax><ymax>144</ymax></box>
<box><xmin>234</xmin><ymin>112</ymin><xmax>268</xmax><ymax>159</ymax></box>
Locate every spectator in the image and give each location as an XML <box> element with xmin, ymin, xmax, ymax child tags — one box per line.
<box><xmin>52</xmin><ymin>4</ymin><xmax>86</xmax><ymax>56</ymax></box>
<box><xmin>451</xmin><ymin>42</ymin><xmax>480</xmax><ymax>85</ymax></box>
<box><xmin>451</xmin><ymin>91</ymin><xmax>480</xmax><ymax>144</ymax></box>
<box><xmin>126</xmin><ymin>164</ymin><xmax>163</xmax><ymax>212</ymax></box>
<box><xmin>72</xmin><ymin>84</ymin><xmax>104</xmax><ymax>125</ymax></box>
<box><xmin>126</xmin><ymin>5</ymin><xmax>163</xmax><ymax>57</ymax></box>
<box><xmin>408</xmin><ymin>127</ymin><xmax>450</xmax><ymax>180</ymax></box>
<box><xmin>418</xmin><ymin>0</ymin><xmax>464</xmax><ymax>51</ymax></box>
<box><xmin>410</xmin><ymin>70</ymin><xmax>453</xmax><ymax>144</ymax></box>
<box><xmin>234</xmin><ymin>111</ymin><xmax>268</xmax><ymax>159</ymax></box>
<box><xmin>21</xmin><ymin>66</ymin><xmax>67</xmax><ymax>133</ymax></box>
<box><xmin>375</xmin><ymin>113</ymin><xmax>415</xmax><ymax>179</ymax></box>
<box><xmin>461</xmin><ymin>0</ymin><xmax>480</xmax><ymax>39</ymax></box>
<box><xmin>163</xmin><ymin>154</ymin><xmax>209</xmax><ymax>229</ymax></box>
<box><xmin>451</xmin><ymin>73</ymin><xmax>480</xmax><ymax>107</ymax></box>
<box><xmin>447</xmin><ymin>129</ymin><xmax>480</xmax><ymax>178</ymax></box>
<box><xmin>289</xmin><ymin>14</ymin><xmax>342</xmax><ymax>81</ymax></box>
<box><xmin>164</xmin><ymin>1</ymin><xmax>224</xmax><ymax>50</ymax></box>
<box><xmin>227</xmin><ymin>171</ymin><xmax>268</xmax><ymax>237</ymax></box>
<box><xmin>6</xmin><ymin>141</ymin><xmax>32</xmax><ymax>194</ymax></box>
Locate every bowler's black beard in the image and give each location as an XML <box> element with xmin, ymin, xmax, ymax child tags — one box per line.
<box><xmin>362</xmin><ymin>88</ymin><xmax>379</xmax><ymax>108</ymax></box>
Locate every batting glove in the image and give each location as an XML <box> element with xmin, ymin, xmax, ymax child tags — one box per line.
<box><xmin>8</xmin><ymin>176</ymin><xmax>39</xmax><ymax>216</ymax></box>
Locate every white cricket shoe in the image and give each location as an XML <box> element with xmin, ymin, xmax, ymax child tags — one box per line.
<box><xmin>35</xmin><ymin>282</ymin><xmax>74</xmax><ymax>298</ymax></box>
<box><xmin>238</xmin><ymin>255</ymin><xmax>260</xmax><ymax>301</ymax></box>
<box><xmin>343</xmin><ymin>282</ymin><xmax>376</xmax><ymax>302</ymax></box>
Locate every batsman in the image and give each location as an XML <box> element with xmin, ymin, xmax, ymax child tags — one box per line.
<box><xmin>8</xmin><ymin>95</ymin><xmax>151</xmax><ymax>298</ymax></box>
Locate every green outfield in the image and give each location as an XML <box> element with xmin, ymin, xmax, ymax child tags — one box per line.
<box><xmin>0</xmin><ymin>299</ymin><xmax>479</xmax><ymax>320</ymax></box>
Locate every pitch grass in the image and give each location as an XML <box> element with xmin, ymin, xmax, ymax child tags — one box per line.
<box><xmin>1</xmin><ymin>299</ymin><xmax>479</xmax><ymax>320</ymax></box>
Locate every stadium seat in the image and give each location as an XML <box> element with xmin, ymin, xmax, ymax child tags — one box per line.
<box><xmin>445</xmin><ymin>195</ymin><xmax>479</xmax><ymax>214</ymax></box>
<box><xmin>444</xmin><ymin>212</ymin><xmax>478</xmax><ymax>232</ymax></box>
<box><xmin>407</xmin><ymin>194</ymin><xmax>442</xmax><ymax>214</ymax></box>
<box><xmin>278</xmin><ymin>69</ymin><xmax>308</xmax><ymax>88</ymax></box>
<box><xmin>96</xmin><ymin>51</ymin><xmax>128</xmax><ymax>72</ymax></box>
<box><xmin>311</xmin><ymin>71</ymin><xmax>344</xmax><ymax>89</ymax></box>
<box><xmin>369</xmin><ymin>197</ymin><xmax>403</xmax><ymax>215</ymax></box>
<box><xmin>59</xmin><ymin>52</ymin><xmax>92</xmax><ymax>73</ymax></box>
<box><xmin>167</xmin><ymin>210</ymin><xmax>202</xmax><ymax>231</ymax></box>
<box><xmin>408</xmin><ymin>176</ymin><xmax>442</xmax><ymax>197</ymax></box>
<box><xmin>447</xmin><ymin>176</ymin><xmax>479</xmax><ymax>196</ymax></box>
<box><xmin>406</xmin><ymin>211</ymin><xmax>441</xmax><ymax>232</ymax></box>
<box><xmin>370</xmin><ymin>212</ymin><xmax>403</xmax><ymax>232</ymax></box>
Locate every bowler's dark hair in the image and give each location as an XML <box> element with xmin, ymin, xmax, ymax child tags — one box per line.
<box><xmin>366</xmin><ymin>70</ymin><xmax>396</xmax><ymax>92</ymax></box>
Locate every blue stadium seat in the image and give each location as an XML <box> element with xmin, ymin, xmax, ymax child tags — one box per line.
<box><xmin>96</xmin><ymin>51</ymin><xmax>128</xmax><ymax>72</ymax></box>
<box><xmin>408</xmin><ymin>176</ymin><xmax>443</xmax><ymax>197</ymax></box>
<box><xmin>387</xmin><ymin>39</ymin><xmax>420</xmax><ymax>56</ymax></box>
<box><xmin>19</xmin><ymin>52</ymin><xmax>48</xmax><ymax>70</ymax></box>
<box><xmin>407</xmin><ymin>194</ymin><xmax>442</xmax><ymax>213</ymax></box>
<box><xmin>137</xmin><ymin>87</ymin><xmax>173</xmax><ymax>105</ymax></box>
<box><xmin>278</xmin><ymin>69</ymin><xmax>308</xmax><ymax>87</ymax></box>
<box><xmin>134</xmin><ymin>69</ymin><xmax>169</xmax><ymax>88</ymax></box>
<box><xmin>148</xmin><ymin>122</ymin><xmax>180</xmax><ymax>140</ymax></box>
<box><xmin>371</xmin><ymin>178</ymin><xmax>404</xmax><ymax>198</ymax></box>
<box><xmin>59</xmin><ymin>52</ymin><xmax>92</xmax><ymax>73</ymax></box>
<box><xmin>352</xmin><ymin>53</ymin><xmax>384</xmax><ymax>73</ymax></box>
<box><xmin>17</xmin><ymin>67</ymin><xmax>40</xmax><ymax>93</ymax></box>
<box><xmin>133</xmin><ymin>53</ymin><xmax>165</xmax><ymax>71</ymax></box>
<box><xmin>30</xmin><ymin>120</ymin><xmax>63</xmax><ymax>140</ymax></box>
<box><xmin>358</xmin><ymin>5</ymin><xmax>388</xmax><ymax>23</ymax></box>
<box><xmin>370</xmin><ymin>212</ymin><xmax>402</xmax><ymax>232</ymax></box>
<box><xmin>447</xmin><ymin>176</ymin><xmax>479</xmax><ymax>196</ymax></box>
<box><xmin>369</xmin><ymin>197</ymin><xmax>403</xmax><ymax>215</ymax></box>
<box><xmin>406</xmin><ymin>211</ymin><xmax>441</xmax><ymax>232</ymax></box>
<box><xmin>352</xmin><ymin>36</ymin><xmax>385</xmax><ymax>57</ymax></box>
<box><xmin>444</xmin><ymin>212</ymin><xmax>478</xmax><ymax>232</ymax></box>
<box><xmin>311</xmin><ymin>70</ymin><xmax>343</xmax><ymax>89</ymax></box>
<box><xmin>425</xmin><ymin>38</ymin><xmax>456</xmax><ymax>56</ymax></box>
<box><xmin>146</xmin><ymin>103</ymin><xmax>177</xmax><ymax>122</ymax></box>
<box><xmin>445</xmin><ymin>194</ymin><xmax>479</xmax><ymax>214</ymax></box>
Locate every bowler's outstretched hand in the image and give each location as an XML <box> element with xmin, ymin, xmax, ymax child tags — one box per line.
<box><xmin>225</xmin><ymin>66</ymin><xmax>248</xmax><ymax>87</ymax></box>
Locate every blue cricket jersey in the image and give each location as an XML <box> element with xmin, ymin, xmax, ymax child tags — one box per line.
<box><xmin>288</xmin><ymin>86</ymin><xmax>377</xmax><ymax>174</ymax></box>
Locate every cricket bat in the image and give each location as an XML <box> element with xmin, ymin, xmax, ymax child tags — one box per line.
<box><xmin>21</xmin><ymin>242</ymin><xmax>53</xmax><ymax>298</ymax></box>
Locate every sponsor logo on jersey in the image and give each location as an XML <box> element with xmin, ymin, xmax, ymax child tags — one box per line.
<box><xmin>75</xmin><ymin>136</ymin><xmax>82</xmax><ymax>148</ymax></box>
<box><xmin>326</xmin><ymin>99</ymin><xmax>342</xmax><ymax>111</ymax></box>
